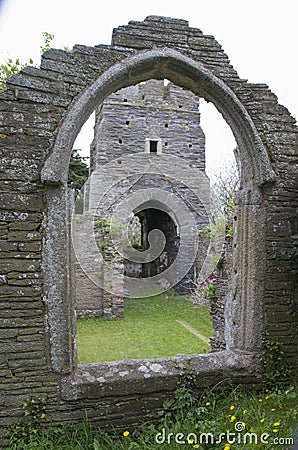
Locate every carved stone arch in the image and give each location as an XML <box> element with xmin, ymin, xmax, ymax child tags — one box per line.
<box><xmin>42</xmin><ymin>45</ymin><xmax>272</xmax><ymax>374</ymax></box>
<box><xmin>1</xmin><ymin>16</ymin><xmax>297</xmax><ymax>435</ymax></box>
<box><xmin>42</xmin><ymin>48</ymin><xmax>275</xmax><ymax>188</ymax></box>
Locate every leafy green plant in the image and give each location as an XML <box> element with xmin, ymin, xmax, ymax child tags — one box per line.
<box><xmin>193</xmin><ymin>276</ymin><xmax>217</xmax><ymax>306</ymax></box>
<box><xmin>6</xmin><ymin>385</ymin><xmax>298</xmax><ymax>449</ymax></box>
<box><xmin>202</xmin><ymin>283</ymin><xmax>216</xmax><ymax>301</ymax></box>
<box><xmin>197</xmin><ymin>217</ymin><xmax>226</xmax><ymax>240</ymax></box>
<box><xmin>0</xmin><ymin>57</ymin><xmax>34</xmax><ymax>92</ymax></box>
<box><xmin>94</xmin><ymin>217</ymin><xmax>124</xmax><ymax>236</ymax></box>
<box><xmin>286</xmin><ymin>246</ymin><xmax>298</xmax><ymax>275</ymax></box>
<box><xmin>132</xmin><ymin>242</ymin><xmax>142</xmax><ymax>249</ymax></box>
<box><xmin>226</xmin><ymin>224</ymin><xmax>233</xmax><ymax>237</ymax></box>
<box><xmin>272</xmin><ymin>244</ymin><xmax>298</xmax><ymax>275</ymax></box>
<box><xmin>67</xmin><ymin>148</ymin><xmax>89</xmax><ymax>196</ymax></box>
<box><xmin>159</xmin><ymin>366</ymin><xmax>199</xmax><ymax>424</ymax></box>
<box><xmin>98</xmin><ymin>241</ymin><xmax>107</xmax><ymax>250</ymax></box>
<box><xmin>0</xmin><ymin>32</ymin><xmax>54</xmax><ymax>93</ymax></box>
<box><xmin>8</xmin><ymin>397</ymin><xmax>46</xmax><ymax>445</ymax></box>
<box><xmin>40</xmin><ymin>31</ymin><xmax>54</xmax><ymax>54</ymax></box>
<box><xmin>262</xmin><ymin>332</ymin><xmax>294</xmax><ymax>389</ymax></box>
<box><xmin>224</xmin><ymin>194</ymin><xmax>235</xmax><ymax>219</ymax></box>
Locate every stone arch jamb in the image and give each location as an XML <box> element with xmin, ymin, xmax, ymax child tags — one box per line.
<box><xmin>42</xmin><ymin>48</ymin><xmax>274</xmax><ymax>374</ymax></box>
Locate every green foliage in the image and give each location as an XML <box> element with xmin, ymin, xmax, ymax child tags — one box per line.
<box><xmin>197</xmin><ymin>217</ymin><xmax>226</xmax><ymax>240</ymax></box>
<box><xmin>40</xmin><ymin>31</ymin><xmax>54</xmax><ymax>54</ymax></box>
<box><xmin>284</xmin><ymin>245</ymin><xmax>298</xmax><ymax>275</ymax></box>
<box><xmin>157</xmin><ymin>380</ymin><xmax>298</xmax><ymax>450</ymax></box>
<box><xmin>67</xmin><ymin>149</ymin><xmax>89</xmax><ymax>195</ymax></box>
<box><xmin>8</xmin><ymin>418</ymin><xmax>120</xmax><ymax>450</ymax></box>
<box><xmin>132</xmin><ymin>242</ymin><xmax>143</xmax><ymax>249</ymax></box>
<box><xmin>6</xmin><ymin>385</ymin><xmax>298</xmax><ymax>449</ymax></box>
<box><xmin>0</xmin><ymin>57</ymin><xmax>33</xmax><ymax>92</ymax></box>
<box><xmin>202</xmin><ymin>283</ymin><xmax>216</xmax><ymax>301</ymax></box>
<box><xmin>159</xmin><ymin>366</ymin><xmax>199</xmax><ymax>423</ymax></box>
<box><xmin>226</xmin><ymin>224</ymin><xmax>233</xmax><ymax>238</ymax></box>
<box><xmin>271</xmin><ymin>243</ymin><xmax>298</xmax><ymax>275</ymax></box>
<box><xmin>98</xmin><ymin>241</ymin><xmax>107</xmax><ymax>250</ymax></box>
<box><xmin>76</xmin><ymin>291</ymin><xmax>213</xmax><ymax>362</ymax></box>
<box><xmin>94</xmin><ymin>218</ymin><xmax>126</xmax><ymax>256</ymax></box>
<box><xmin>95</xmin><ymin>218</ymin><xmax>113</xmax><ymax>229</ymax></box>
<box><xmin>262</xmin><ymin>332</ymin><xmax>294</xmax><ymax>389</ymax></box>
<box><xmin>95</xmin><ymin>217</ymin><xmax>124</xmax><ymax>235</ymax></box>
<box><xmin>224</xmin><ymin>194</ymin><xmax>235</xmax><ymax>221</ymax></box>
<box><xmin>0</xmin><ymin>31</ymin><xmax>54</xmax><ymax>93</ymax></box>
<box><xmin>8</xmin><ymin>397</ymin><xmax>46</xmax><ymax>445</ymax></box>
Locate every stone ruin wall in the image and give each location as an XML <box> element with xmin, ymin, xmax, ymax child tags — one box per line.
<box><xmin>210</xmin><ymin>234</ymin><xmax>233</xmax><ymax>352</ymax></box>
<box><xmin>0</xmin><ymin>15</ymin><xmax>297</xmax><ymax>440</ymax></box>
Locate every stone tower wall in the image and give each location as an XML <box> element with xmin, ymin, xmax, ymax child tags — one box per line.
<box><xmin>89</xmin><ymin>79</ymin><xmax>205</xmax><ymax>173</ymax></box>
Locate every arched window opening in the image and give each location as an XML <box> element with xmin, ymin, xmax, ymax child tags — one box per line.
<box><xmin>42</xmin><ymin>48</ymin><xmax>271</xmax><ymax>375</ymax></box>
<box><xmin>70</xmin><ymin>78</ymin><xmax>240</xmax><ymax>364</ymax></box>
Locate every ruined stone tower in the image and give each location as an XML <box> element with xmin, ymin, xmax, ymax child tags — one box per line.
<box><xmin>88</xmin><ymin>79</ymin><xmax>206</xmax><ymax>173</ymax></box>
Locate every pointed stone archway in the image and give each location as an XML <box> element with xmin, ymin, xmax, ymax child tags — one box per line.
<box><xmin>0</xmin><ymin>15</ymin><xmax>297</xmax><ymax>434</ymax></box>
<box><xmin>42</xmin><ymin>46</ymin><xmax>273</xmax><ymax>371</ymax></box>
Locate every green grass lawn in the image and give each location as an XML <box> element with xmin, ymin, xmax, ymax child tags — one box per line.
<box><xmin>76</xmin><ymin>291</ymin><xmax>213</xmax><ymax>363</ymax></box>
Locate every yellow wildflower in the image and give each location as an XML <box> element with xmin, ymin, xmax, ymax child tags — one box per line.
<box><xmin>230</xmin><ymin>405</ymin><xmax>235</xmax><ymax>411</ymax></box>
<box><xmin>224</xmin><ymin>445</ymin><xmax>231</xmax><ymax>450</ymax></box>
<box><xmin>274</xmin><ymin>422</ymin><xmax>280</xmax><ymax>426</ymax></box>
<box><xmin>243</xmin><ymin>409</ymin><xmax>247</xmax><ymax>414</ymax></box>
<box><xmin>123</xmin><ymin>431</ymin><xmax>130</xmax><ymax>437</ymax></box>
<box><xmin>188</xmin><ymin>439</ymin><xmax>194</xmax><ymax>444</ymax></box>
<box><xmin>206</xmin><ymin>402</ymin><xmax>210</xmax><ymax>406</ymax></box>
<box><xmin>230</xmin><ymin>415</ymin><xmax>236</xmax><ymax>422</ymax></box>
<box><xmin>260</xmin><ymin>418</ymin><xmax>265</xmax><ymax>423</ymax></box>
<box><xmin>193</xmin><ymin>445</ymin><xmax>199</xmax><ymax>449</ymax></box>
<box><xmin>273</xmin><ymin>429</ymin><xmax>279</xmax><ymax>433</ymax></box>
<box><xmin>258</xmin><ymin>399</ymin><xmax>263</xmax><ymax>402</ymax></box>
<box><xmin>249</xmin><ymin>427</ymin><xmax>254</xmax><ymax>432</ymax></box>
<box><xmin>271</xmin><ymin>408</ymin><xmax>276</xmax><ymax>412</ymax></box>
<box><xmin>265</xmin><ymin>396</ymin><xmax>269</xmax><ymax>400</ymax></box>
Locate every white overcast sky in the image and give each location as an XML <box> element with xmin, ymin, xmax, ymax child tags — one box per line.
<box><xmin>0</xmin><ymin>0</ymin><xmax>297</xmax><ymax>175</ymax></box>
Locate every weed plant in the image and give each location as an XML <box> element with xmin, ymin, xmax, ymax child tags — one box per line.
<box><xmin>7</xmin><ymin>381</ymin><xmax>297</xmax><ymax>449</ymax></box>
